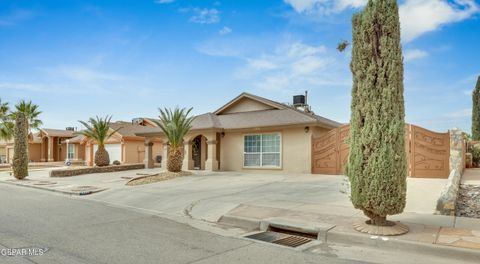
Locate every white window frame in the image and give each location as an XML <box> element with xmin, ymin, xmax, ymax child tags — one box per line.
<box><xmin>67</xmin><ymin>144</ymin><xmax>75</xmax><ymax>160</ymax></box>
<box><xmin>243</xmin><ymin>132</ymin><xmax>282</xmax><ymax>169</ymax></box>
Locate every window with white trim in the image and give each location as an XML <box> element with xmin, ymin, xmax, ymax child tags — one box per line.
<box><xmin>67</xmin><ymin>144</ymin><xmax>75</xmax><ymax>159</ymax></box>
<box><xmin>243</xmin><ymin>133</ymin><xmax>281</xmax><ymax>168</ymax></box>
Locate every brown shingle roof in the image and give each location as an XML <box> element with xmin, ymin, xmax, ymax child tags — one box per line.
<box><xmin>109</xmin><ymin>121</ymin><xmax>161</xmax><ymax>137</ymax></box>
<box><xmin>40</xmin><ymin>128</ymin><xmax>76</xmax><ymax>138</ymax></box>
<box><xmin>216</xmin><ymin>108</ymin><xmax>340</xmax><ymax>129</ymax></box>
<box><xmin>136</xmin><ymin>93</ymin><xmax>341</xmax><ymax>137</ymax></box>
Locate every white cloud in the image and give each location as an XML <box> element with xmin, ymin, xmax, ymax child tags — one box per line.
<box><xmin>189</xmin><ymin>8</ymin><xmax>220</xmax><ymax>24</ymax></box>
<box><xmin>0</xmin><ymin>82</ymin><xmax>47</xmax><ymax>92</ymax></box>
<box><xmin>197</xmin><ymin>39</ymin><xmax>350</xmax><ymax>92</ymax></box>
<box><xmin>235</xmin><ymin>42</ymin><xmax>348</xmax><ymax>91</ymax></box>
<box><xmin>44</xmin><ymin>65</ymin><xmax>123</xmax><ymax>83</ymax></box>
<box><xmin>284</xmin><ymin>0</ymin><xmax>479</xmax><ymax>42</ymax></box>
<box><xmin>219</xmin><ymin>26</ymin><xmax>232</xmax><ymax>35</ymax></box>
<box><xmin>400</xmin><ymin>0</ymin><xmax>479</xmax><ymax>42</ymax></box>
<box><xmin>444</xmin><ymin>108</ymin><xmax>471</xmax><ymax>118</ymax></box>
<box><xmin>404</xmin><ymin>49</ymin><xmax>429</xmax><ymax>62</ymax></box>
<box><xmin>283</xmin><ymin>0</ymin><xmax>366</xmax><ymax>14</ymax></box>
<box><xmin>155</xmin><ymin>0</ymin><xmax>175</xmax><ymax>4</ymax></box>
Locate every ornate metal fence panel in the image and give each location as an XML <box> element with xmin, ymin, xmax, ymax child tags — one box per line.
<box><xmin>312</xmin><ymin>124</ymin><xmax>450</xmax><ymax>178</ymax></box>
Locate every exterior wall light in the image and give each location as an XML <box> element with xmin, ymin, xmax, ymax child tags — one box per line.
<box><xmin>304</xmin><ymin>126</ymin><xmax>310</xmax><ymax>133</ymax></box>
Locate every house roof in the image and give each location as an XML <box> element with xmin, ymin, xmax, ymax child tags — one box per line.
<box><xmin>40</xmin><ymin>128</ymin><xmax>76</xmax><ymax>138</ymax></box>
<box><xmin>137</xmin><ymin>93</ymin><xmax>341</xmax><ymax>137</ymax></box>
<box><xmin>66</xmin><ymin>122</ymin><xmax>160</xmax><ymax>144</ymax></box>
<box><xmin>214</xmin><ymin>92</ymin><xmax>287</xmax><ymax>114</ymax></box>
<box><xmin>109</xmin><ymin>121</ymin><xmax>161</xmax><ymax>137</ymax></box>
<box><xmin>67</xmin><ymin>135</ymin><xmax>85</xmax><ymax>143</ymax></box>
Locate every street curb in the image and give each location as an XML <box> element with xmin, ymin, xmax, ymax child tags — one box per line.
<box><xmin>217</xmin><ymin>214</ymin><xmax>260</xmax><ymax>230</ymax></box>
<box><xmin>327</xmin><ymin>229</ymin><xmax>480</xmax><ymax>262</ymax></box>
<box><xmin>0</xmin><ymin>180</ymin><xmax>107</xmax><ymax>196</ymax></box>
<box><xmin>221</xmin><ymin>214</ymin><xmax>480</xmax><ymax>261</ymax></box>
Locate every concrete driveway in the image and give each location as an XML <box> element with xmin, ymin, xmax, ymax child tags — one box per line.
<box><xmin>0</xmin><ymin>168</ymin><xmax>452</xmax><ymax>226</ymax></box>
<box><xmin>76</xmin><ymin>170</ymin><xmax>449</xmax><ymax>225</ymax></box>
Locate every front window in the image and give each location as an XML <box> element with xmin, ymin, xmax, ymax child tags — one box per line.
<box><xmin>244</xmin><ymin>133</ymin><xmax>281</xmax><ymax>168</ymax></box>
<box><xmin>68</xmin><ymin>144</ymin><xmax>75</xmax><ymax>159</ymax></box>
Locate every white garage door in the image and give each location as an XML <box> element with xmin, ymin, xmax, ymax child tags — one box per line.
<box><xmin>93</xmin><ymin>144</ymin><xmax>121</xmax><ymax>164</ymax></box>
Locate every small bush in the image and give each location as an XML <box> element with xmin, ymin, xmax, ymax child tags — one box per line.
<box><xmin>469</xmin><ymin>145</ymin><xmax>480</xmax><ymax>167</ymax></box>
<box><xmin>112</xmin><ymin>160</ymin><xmax>121</xmax><ymax>166</ymax></box>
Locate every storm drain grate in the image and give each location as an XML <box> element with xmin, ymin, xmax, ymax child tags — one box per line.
<box><xmin>272</xmin><ymin>235</ymin><xmax>312</xmax><ymax>247</ymax></box>
<box><xmin>245</xmin><ymin>231</ymin><xmax>313</xmax><ymax>248</ymax></box>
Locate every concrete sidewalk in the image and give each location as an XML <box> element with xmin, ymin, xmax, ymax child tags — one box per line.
<box><xmin>220</xmin><ymin>204</ymin><xmax>480</xmax><ymax>254</ymax></box>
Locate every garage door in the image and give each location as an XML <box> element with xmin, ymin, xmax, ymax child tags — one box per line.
<box><xmin>93</xmin><ymin>144</ymin><xmax>121</xmax><ymax>164</ymax></box>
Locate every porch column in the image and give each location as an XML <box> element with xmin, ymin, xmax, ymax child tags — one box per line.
<box><xmin>161</xmin><ymin>142</ymin><xmax>168</xmax><ymax>169</ymax></box>
<box><xmin>144</xmin><ymin>139</ymin><xmax>154</xmax><ymax>169</ymax></box>
<box><xmin>88</xmin><ymin>143</ymin><xmax>94</xmax><ymax>166</ymax></box>
<box><xmin>205</xmin><ymin>140</ymin><xmax>218</xmax><ymax>171</ymax></box>
<box><xmin>182</xmin><ymin>140</ymin><xmax>193</xmax><ymax>171</ymax></box>
<box><xmin>47</xmin><ymin>136</ymin><xmax>54</xmax><ymax>162</ymax></box>
<box><xmin>40</xmin><ymin>138</ymin><xmax>46</xmax><ymax>162</ymax></box>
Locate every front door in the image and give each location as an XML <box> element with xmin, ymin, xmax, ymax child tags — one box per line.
<box><xmin>192</xmin><ymin>136</ymin><xmax>202</xmax><ymax>169</ymax></box>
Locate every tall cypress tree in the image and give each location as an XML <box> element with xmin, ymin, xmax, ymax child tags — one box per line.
<box><xmin>347</xmin><ymin>0</ymin><xmax>407</xmax><ymax>226</ymax></box>
<box><xmin>472</xmin><ymin>76</ymin><xmax>480</xmax><ymax>140</ymax></box>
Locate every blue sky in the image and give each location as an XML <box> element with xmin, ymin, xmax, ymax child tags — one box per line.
<box><xmin>1</xmin><ymin>0</ymin><xmax>479</xmax><ymax>133</ymax></box>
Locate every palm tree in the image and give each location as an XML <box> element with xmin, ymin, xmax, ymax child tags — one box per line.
<box><xmin>0</xmin><ymin>99</ymin><xmax>13</xmax><ymax>140</ymax></box>
<box><xmin>11</xmin><ymin>100</ymin><xmax>43</xmax><ymax>132</ymax></box>
<box><xmin>76</xmin><ymin>116</ymin><xmax>121</xmax><ymax>166</ymax></box>
<box><xmin>154</xmin><ymin>107</ymin><xmax>194</xmax><ymax>172</ymax></box>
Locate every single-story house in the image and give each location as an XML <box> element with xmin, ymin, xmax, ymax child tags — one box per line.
<box><xmin>67</xmin><ymin>121</ymin><xmax>162</xmax><ymax>166</ymax></box>
<box><xmin>3</xmin><ymin>128</ymin><xmax>75</xmax><ymax>163</ymax></box>
<box><xmin>137</xmin><ymin>92</ymin><xmax>341</xmax><ymax>173</ymax></box>
<box><xmin>2</xmin><ymin>122</ymin><xmax>161</xmax><ymax>166</ymax></box>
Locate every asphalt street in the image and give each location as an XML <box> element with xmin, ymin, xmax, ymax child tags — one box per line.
<box><xmin>0</xmin><ymin>184</ymin><xmax>363</xmax><ymax>264</ymax></box>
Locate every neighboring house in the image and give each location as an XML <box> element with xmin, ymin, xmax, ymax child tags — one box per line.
<box><xmin>68</xmin><ymin>121</ymin><xmax>162</xmax><ymax>166</ymax></box>
<box><xmin>2</xmin><ymin>123</ymin><xmax>161</xmax><ymax>165</ymax></box>
<box><xmin>2</xmin><ymin>129</ymin><xmax>72</xmax><ymax>163</ymax></box>
<box><xmin>137</xmin><ymin>92</ymin><xmax>341</xmax><ymax>173</ymax></box>
<box><xmin>0</xmin><ymin>139</ymin><xmax>8</xmax><ymax>163</ymax></box>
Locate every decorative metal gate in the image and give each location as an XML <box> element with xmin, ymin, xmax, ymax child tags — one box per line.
<box><xmin>409</xmin><ymin>125</ymin><xmax>450</xmax><ymax>178</ymax></box>
<box><xmin>311</xmin><ymin>125</ymin><xmax>349</xmax><ymax>175</ymax></box>
<box><xmin>312</xmin><ymin>124</ymin><xmax>450</xmax><ymax>178</ymax></box>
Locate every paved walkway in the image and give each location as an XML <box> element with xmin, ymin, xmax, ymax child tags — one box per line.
<box><xmin>462</xmin><ymin>168</ymin><xmax>480</xmax><ymax>185</ymax></box>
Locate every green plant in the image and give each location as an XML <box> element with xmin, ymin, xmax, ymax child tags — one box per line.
<box><xmin>76</xmin><ymin>116</ymin><xmax>121</xmax><ymax>166</ymax></box>
<box><xmin>154</xmin><ymin>107</ymin><xmax>194</xmax><ymax>172</ymax></box>
<box><xmin>469</xmin><ymin>144</ymin><xmax>480</xmax><ymax>165</ymax></box>
<box><xmin>0</xmin><ymin>99</ymin><xmax>13</xmax><ymax>140</ymax></box>
<box><xmin>347</xmin><ymin>0</ymin><xmax>407</xmax><ymax>227</ymax></box>
<box><xmin>11</xmin><ymin>100</ymin><xmax>43</xmax><ymax>132</ymax></box>
<box><xmin>472</xmin><ymin>76</ymin><xmax>480</xmax><ymax>140</ymax></box>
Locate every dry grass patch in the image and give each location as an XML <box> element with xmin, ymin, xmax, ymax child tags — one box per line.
<box><xmin>126</xmin><ymin>171</ymin><xmax>193</xmax><ymax>186</ymax></box>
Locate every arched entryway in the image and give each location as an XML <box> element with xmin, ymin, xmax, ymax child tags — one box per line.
<box><xmin>191</xmin><ymin>135</ymin><xmax>207</xmax><ymax>170</ymax></box>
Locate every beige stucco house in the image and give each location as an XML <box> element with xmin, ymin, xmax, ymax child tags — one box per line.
<box><xmin>2</xmin><ymin>128</ymin><xmax>75</xmax><ymax>163</ymax></box>
<box><xmin>67</xmin><ymin>121</ymin><xmax>162</xmax><ymax>166</ymax></box>
<box><xmin>137</xmin><ymin>93</ymin><xmax>341</xmax><ymax>174</ymax></box>
<box><xmin>1</xmin><ymin>122</ymin><xmax>161</xmax><ymax>166</ymax></box>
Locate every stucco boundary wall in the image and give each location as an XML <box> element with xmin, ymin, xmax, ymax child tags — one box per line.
<box><xmin>436</xmin><ymin>128</ymin><xmax>466</xmax><ymax>215</ymax></box>
<box><xmin>50</xmin><ymin>163</ymin><xmax>144</xmax><ymax>177</ymax></box>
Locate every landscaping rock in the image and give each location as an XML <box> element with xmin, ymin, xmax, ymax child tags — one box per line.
<box><xmin>50</xmin><ymin>163</ymin><xmax>145</xmax><ymax>177</ymax></box>
<box><xmin>456</xmin><ymin>184</ymin><xmax>480</xmax><ymax>218</ymax></box>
